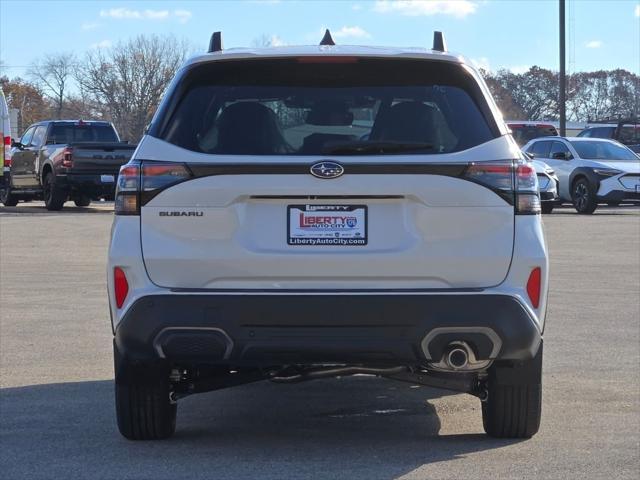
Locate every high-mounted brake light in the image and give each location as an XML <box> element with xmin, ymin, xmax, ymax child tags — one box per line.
<box><xmin>114</xmin><ymin>267</ymin><xmax>129</xmax><ymax>309</ymax></box>
<box><xmin>297</xmin><ymin>56</ymin><xmax>358</xmax><ymax>64</ymax></box>
<box><xmin>526</xmin><ymin>267</ymin><xmax>542</xmax><ymax>308</ymax></box>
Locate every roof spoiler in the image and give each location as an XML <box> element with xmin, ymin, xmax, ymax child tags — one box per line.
<box><xmin>432</xmin><ymin>31</ymin><xmax>447</xmax><ymax>53</ymax></box>
<box><xmin>208</xmin><ymin>31</ymin><xmax>223</xmax><ymax>53</ymax></box>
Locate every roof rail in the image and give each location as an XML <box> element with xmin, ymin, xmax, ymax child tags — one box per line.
<box><xmin>208</xmin><ymin>31</ymin><xmax>223</xmax><ymax>53</ymax></box>
<box><xmin>432</xmin><ymin>31</ymin><xmax>447</xmax><ymax>53</ymax></box>
<box><xmin>320</xmin><ymin>29</ymin><xmax>335</xmax><ymax>46</ymax></box>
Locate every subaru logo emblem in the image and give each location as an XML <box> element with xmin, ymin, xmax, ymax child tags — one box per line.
<box><xmin>310</xmin><ymin>161</ymin><xmax>344</xmax><ymax>179</ymax></box>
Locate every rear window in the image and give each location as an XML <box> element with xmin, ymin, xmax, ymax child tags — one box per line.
<box><xmin>48</xmin><ymin>124</ymin><xmax>118</xmax><ymax>144</ymax></box>
<box><xmin>156</xmin><ymin>58</ymin><xmax>498</xmax><ymax>156</ymax></box>
<box><xmin>508</xmin><ymin>124</ymin><xmax>558</xmax><ymax>147</ymax></box>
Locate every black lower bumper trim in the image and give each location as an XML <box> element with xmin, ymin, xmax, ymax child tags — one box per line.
<box><xmin>114</xmin><ymin>294</ymin><xmax>542</xmax><ymax>367</ymax></box>
<box><xmin>597</xmin><ymin>191</ymin><xmax>640</xmax><ymax>202</ymax></box>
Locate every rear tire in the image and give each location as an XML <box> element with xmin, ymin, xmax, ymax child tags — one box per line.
<box><xmin>43</xmin><ymin>172</ymin><xmax>66</xmax><ymax>211</ymax></box>
<box><xmin>482</xmin><ymin>343</ymin><xmax>542</xmax><ymax>438</ymax></box>
<box><xmin>0</xmin><ymin>185</ymin><xmax>19</xmax><ymax>206</ymax></box>
<box><xmin>541</xmin><ymin>203</ymin><xmax>554</xmax><ymax>214</ymax></box>
<box><xmin>571</xmin><ymin>178</ymin><xmax>597</xmax><ymax>214</ymax></box>
<box><xmin>74</xmin><ymin>195</ymin><xmax>91</xmax><ymax>207</ymax></box>
<box><xmin>114</xmin><ymin>347</ymin><xmax>176</xmax><ymax>440</ymax></box>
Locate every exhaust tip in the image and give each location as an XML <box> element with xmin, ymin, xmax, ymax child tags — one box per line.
<box><xmin>446</xmin><ymin>347</ymin><xmax>469</xmax><ymax>369</ymax></box>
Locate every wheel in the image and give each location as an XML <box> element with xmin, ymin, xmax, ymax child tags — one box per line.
<box><xmin>482</xmin><ymin>343</ymin><xmax>543</xmax><ymax>438</ymax></box>
<box><xmin>0</xmin><ymin>184</ymin><xmax>19</xmax><ymax>206</ymax></box>
<box><xmin>540</xmin><ymin>203</ymin><xmax>554</xmax><ymax>214</ymax></box>
<box><xmin>43</xmin><ymin>172</ymin><xmax>67</xmax><ymax>211</ymax></box>
<box><xmin>114</xmin><ymin>346</ymin><xmax>176</xmax><ymax>440</ymax></box>
<box><xmin>74</xmin><ymin>195</ymin><xmax>91</xmax><ymax>207</ymax></box>
<box><xmin>571</xmin><ymin>178</ymin><xmax>597</xmax><ymax>214</ymax></box>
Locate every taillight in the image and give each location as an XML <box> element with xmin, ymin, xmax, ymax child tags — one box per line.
<box><xmin>2</xmin><ymin>135</ymin><xmax>10</xmax><ymax>168</ymax></box>
<box><xmin>140</xmin><ymin>161</ymin><xmax>192</xmax><ymax>205</ymax></box>
<box><xmin>515</xmin><ymin>162</ymin><xmax>541</xmax><ymax>214</ymax></box>
<box><xmin>463</xmin><ymin>160</ymin><xmax>540</xmax><ymax>214</ymax></box>
<box><xmin>464</xmin><ymin>161</ymin><xmax>514</xmax><ymax>204</ymax></box>
<box><xmin>114</xmin><ymin>163</ymin><xmax>140</xmax><ymax>215</ymax></box>
<box><xmin>114</xmin><ymin>267</ymin><xmax>129</xmax><ymax>309</ymax></box>
<box><xmin>526</xmin><ymin>267</ymin><xmax>542</xmax><ymax>308</ymax></box>
<box><xmin>62</xmin><ymin>147</ymin><xmax>74</xmax><ymax>168</ymax></box>
<box><xmin>114</xmin><ymin>161</ymin><xmax>192</xmax><ymax>215</ymax></box>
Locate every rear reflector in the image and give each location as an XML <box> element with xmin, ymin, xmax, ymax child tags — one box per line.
<box><xmin>526</xmin><ymin>267</ymin><xmax>542</xmax><ymax>308</ymax></box>
<box><xmin>114</xmin><ymin>267</ymin><xmax>129</xmax><ymax>309</ymax></box>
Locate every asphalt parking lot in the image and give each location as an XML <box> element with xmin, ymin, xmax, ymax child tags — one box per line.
<box><xmin>0</xmin><ymin>202</ymin><xmax>639</xmax><ymax>480</ymax></box>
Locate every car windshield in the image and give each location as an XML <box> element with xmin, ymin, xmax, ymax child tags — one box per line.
<box><xmin>569</xmin><ymin>140</ymin><xmax>639</xmax><ymax>161</ymax></box>
<box><xmin>48</xmin><ymin>124</ymin><xmax>118</xmax><ymax>143</ymax></box>
<box><xmin>158</xmin><ymin>58</ymin><xmax>497</xmax><ymax>156</ymax></box>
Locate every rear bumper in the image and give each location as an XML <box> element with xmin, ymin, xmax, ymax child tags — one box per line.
<box><xmin>114</xmin><ymin>293</ymin><xmax>542</xmax><ymax>368</ymax></box>
<box><xmin>56</xmin><ymin>173</ymin><xmax>118</xmax><ymax>199</ymax></box>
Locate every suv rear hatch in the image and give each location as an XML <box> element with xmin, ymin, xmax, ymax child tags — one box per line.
<box><xmin>134</xmin><ymin>57</ymin><xmax>519</xmax><ymax>290</ymax></box>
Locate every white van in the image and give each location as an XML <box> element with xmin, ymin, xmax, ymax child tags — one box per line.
<box><xmin>0</xmin><ymin>88</ymin><xmax>11</xmax><ymax>184</ymax></box>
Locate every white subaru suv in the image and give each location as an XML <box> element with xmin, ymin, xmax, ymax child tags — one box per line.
<box><xmin>108</xmin><ymin>31</ymin><xmax>548</xmax><ymax>440</ymax></box>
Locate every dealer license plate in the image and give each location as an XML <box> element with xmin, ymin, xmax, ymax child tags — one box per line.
<box><xmin>287</xmin><ymin>205</ymin><xmax>367</xmax><ymax>246</ymax></box>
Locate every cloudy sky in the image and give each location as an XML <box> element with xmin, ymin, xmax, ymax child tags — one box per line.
<box><xmin>1</xmin><ymin>0</ymin><xmax>638</xmax><ymax>78</ymax></box>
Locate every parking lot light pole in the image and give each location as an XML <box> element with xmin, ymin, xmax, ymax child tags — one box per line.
<box><xmin>559</xmin><ymin>0</ymin><xmax>566</xmax><ymax>137</ymax></box>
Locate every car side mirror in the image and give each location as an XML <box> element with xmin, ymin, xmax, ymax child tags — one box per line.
<box><xmin>11</xmin><ymin>140</ymin><xmax>23</xmax><ymax>149</ymax></box>
<box><xmin>524</xmin><ymin>152</ymin><xmax>534</xmax><ymax>160</ymax></box>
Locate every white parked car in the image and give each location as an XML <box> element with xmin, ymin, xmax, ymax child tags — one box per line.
<box><xmin>108</xmin><ymin>31</ymin><xmax>548</xmax><ymax>440</ymax></box>
<box><xmin>531</xmin><ymin>159</ymin><xmax>559</xmax><ymax>214</ymax></box>
<box><xmin>523</xmin><ymin>137</ymin><xmax>640</xmax><ymax>213</ymax></box>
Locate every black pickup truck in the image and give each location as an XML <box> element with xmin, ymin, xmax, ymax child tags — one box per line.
<box><xmin>0</xmin><ymin>120</ymin><xmax>136</xmax><ymax>210</ymax></box>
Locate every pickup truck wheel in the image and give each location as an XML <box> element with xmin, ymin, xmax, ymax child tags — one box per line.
<box><xmin>571</xmin><ymin>178</ymin><xmax>597</xmax><ymax>214</ymax></box>
<box><xmin>482</xmin><ymin>343</ymin><xmax>543</xmax><ymax>438</ymax></box>
<box><xmin>43</xmin><ymin>172</ymin><xmax>66</xmax><ymax>211</ymax></box>
<box><xmin>74</xmin><ymin>195</ymin><xmax>91</xmax><ymax>207</ymax></box>
<box><xmin>0</xmin><ymin>186</ymin><xmax>19</xmax><ymax>207</ymax></box>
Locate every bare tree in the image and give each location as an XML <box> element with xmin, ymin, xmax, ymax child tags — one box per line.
<box><xmin>76</xmin><ymin>35</ymin><xmax>189</xmax><ymax>142</ymax></box>
<box><xmin>29</xmin><ymin>53</ymin><xmax>76</xmax><ymax>119</ymax></box>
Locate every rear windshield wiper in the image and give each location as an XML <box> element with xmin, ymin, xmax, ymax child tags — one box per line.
<box><xmin>323</xmin><ymin>141</ymin><xmax>435</xmax><ymax>155</ymax></box>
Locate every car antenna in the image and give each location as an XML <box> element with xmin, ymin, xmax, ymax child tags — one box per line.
<box><xmin>432</xmin><ymin>31</ymin><xmax>447</xmax><ymax>53</ymax></box>
<box><xmin>320</xmin><ymin>29</ymin><xmax>335</xmax><ymax>46</ymax></box>
<box><xmin>208</xmin><ymin>31</ymin><xmax>223</xmax><ymax>53</ymax></box>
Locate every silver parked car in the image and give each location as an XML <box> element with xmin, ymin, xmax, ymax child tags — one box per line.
<box><xmin>523</xmin><ymin>137</ymin><xmax>640</xmax><ymax>214</ymax></box>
